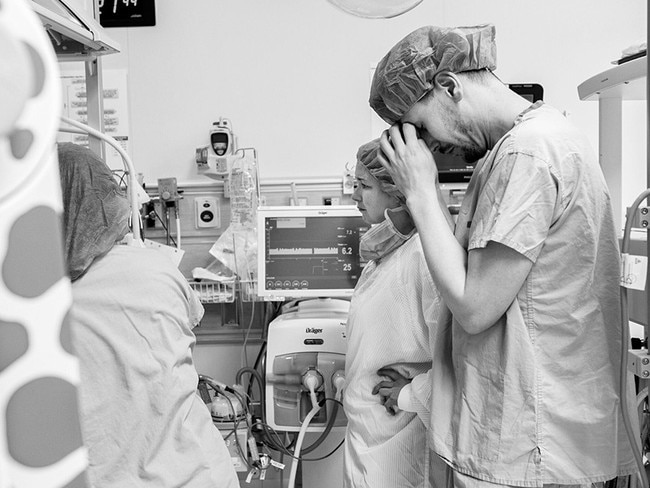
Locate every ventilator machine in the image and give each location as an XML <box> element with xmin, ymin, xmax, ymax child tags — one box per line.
<box><xmin>256</xmin><ymin>205</ymin><xmax>367</xmax><ymax>434</ymax></box>
<box><xmin>264</xmin><ymin>299</ymin><xmax>348</xmax><ymax>433</ymax></box>
<box><xmin>259</xmin><ymin>205</ymin><xmax>366</xmax><ymax>487</ymax></box>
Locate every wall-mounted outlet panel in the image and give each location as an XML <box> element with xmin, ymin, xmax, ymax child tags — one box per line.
<box><xmin>195</xmin><ymin>197</ymin><xmax>221</xmax><ymax>228</ymax></box>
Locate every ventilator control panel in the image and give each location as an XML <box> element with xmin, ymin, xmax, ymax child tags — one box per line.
<box><xmin>257</xmin><ymin>206</ymin><xmax>367</xmax><ymax>299</ymax></box>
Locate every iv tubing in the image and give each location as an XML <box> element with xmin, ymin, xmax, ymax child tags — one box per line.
<box><xmin>59</xmin><ymin>116</ymin><xmax>142</xmax><ymax>242</ymax></box>
<box><xmin>288</xmin><ymin>402</ymin><xmax>321</xmax><ymax>488</ymax></box>
<box><xmin>620</xmin><ymin>188</ymin><xmax>650</xmax><ymax>488</ymax></box>
<box><xmin>175</xmin><ymin>207</ymin><xmax>181</xmax><ymax>250</ymax></box>
<box><xmin>304</xmin><ymin>374</ymin><xmax>320</xmax><ymax>409</ymax></box>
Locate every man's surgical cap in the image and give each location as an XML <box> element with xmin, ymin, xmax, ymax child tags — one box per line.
<box><xmin>357</xmin><ymin>139</ymin><xmax>405</xmax><ymax>203</ymax></box>
<box><xmin>58</xmin><ymin>142</ymin><xmax>131</xmax><ymax>281</ymax></box>
<box><xmin>370</xmin><ymin>24</ymin><xmax>497</xmax><ymax>124</ymax></box>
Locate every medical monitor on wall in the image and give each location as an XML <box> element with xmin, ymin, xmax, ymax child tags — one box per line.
<box><xmin>257</xmin><ymin>205</ymin><xmax>368</xmax><ymax>300</ymax></box>
<box><xmin>508</xmin><ymin>83</ymin><xmax>544</xmax><ymax>103</ymax></box>
<box><xmin>435</xmin><ymin>151</ymin><xmax>475</xmax><ymax>184</ymax></box>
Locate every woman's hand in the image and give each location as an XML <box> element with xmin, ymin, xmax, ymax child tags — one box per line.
<box><xmin>372</xmin><ymin>367</ymin><xmax>411</xmax><ymax>416</ymax></box>
<box><xmin>378</xmin><ymin>123</ymin><xmax>439</xmax><ymax>204</ymax></box>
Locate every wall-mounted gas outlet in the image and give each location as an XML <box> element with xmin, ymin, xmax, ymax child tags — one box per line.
<box><xmin>195</xmin><ymin>197</ymin><xmax>221</xmax><ymax>229</ymax></box>
<box><xmin>158</xmin><ymin>177</ymin><xmax>179</xmax><ymax>202</ymax></box>
<box><xmin>342</xmin><ymin>171</ymin><xmax>355</xmax><ymax>195</ymax></box>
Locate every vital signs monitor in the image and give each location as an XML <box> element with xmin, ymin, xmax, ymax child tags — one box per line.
<box><xmin>257</xmin><ymin>205</ymin><xmax>368</xmax><ymax>300</ymax></box>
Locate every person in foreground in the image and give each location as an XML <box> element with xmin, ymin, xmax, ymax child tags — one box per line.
<box><xmin>369</xmin><ymin>24</ymin><xmax>637</xmax><ymax>487</ymax></box>
<box><xmin>58</xmin><ymin>142</ymin><xmax>240</xmax><ymax>488</ymax></box>
<box><xmin>343</xmin><ymin>138</ymin><xmax>452</xmax><ymax>488</ymax></box>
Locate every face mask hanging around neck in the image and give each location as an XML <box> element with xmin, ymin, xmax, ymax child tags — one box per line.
<box><xmin>359</xmin><ymin>207</ymin><xmax>415</xmax><ymax>261</ymax></box>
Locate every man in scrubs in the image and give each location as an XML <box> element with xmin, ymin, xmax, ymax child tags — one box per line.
<box><xmin>58</xmin><ymin>142</ymin><xmax>240</xmax><ymax>488</ymax></box>
<box><xmin>370</xmin><ymin>24</ymin><xmax>637</xmax><ymax>487</ymax></box>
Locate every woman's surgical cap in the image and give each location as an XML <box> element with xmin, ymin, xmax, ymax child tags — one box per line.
<box><xmin>58</xmin><ymin>142</ymin><xmax>131</xmax><ymax>281</ymax></box>
<box><xmin>369</xmin><ymin>24</ymin><xmax>497</xmax><ymax>124</ymax></box>
<box><xmin>357</xmin><ymin>139</ymin><xmax>405</xmax><ymax>203</ymax></box>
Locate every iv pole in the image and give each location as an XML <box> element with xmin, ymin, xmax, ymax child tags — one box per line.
<box><xmin>641</xmin><ymin>6</ymin><xmax>649</xmax><ymax>484</ymax></box>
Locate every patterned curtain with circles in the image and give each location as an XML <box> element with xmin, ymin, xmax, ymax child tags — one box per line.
<box><xmin>0</xmin><ymin>0</ymin><xmax>88</xmax><ymax>487</ymax></box>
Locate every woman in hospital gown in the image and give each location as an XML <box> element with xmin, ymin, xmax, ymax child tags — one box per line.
<box><xmin>343</xmin><ymin>139</ymin><xmax>451</xmax><ymax>488</ymax></box>
<box><xmin>58</xmin><ymin>142</ymin><xmax>240</xmax><ymax>488</ymax></box>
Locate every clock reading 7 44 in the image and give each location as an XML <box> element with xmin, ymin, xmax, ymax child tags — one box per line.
<box><xmin>98</xmin><ymin>0</ymin><xmax>138</xmax><ymax>14</ymax></box>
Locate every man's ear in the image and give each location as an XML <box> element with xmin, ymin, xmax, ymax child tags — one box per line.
<box><xmin>433</xmin><ymin>71</ymin><xmax>463</xmax><ymax>102</ymax></box>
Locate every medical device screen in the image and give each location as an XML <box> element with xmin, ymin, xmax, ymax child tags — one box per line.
<box><xmin>257</xmin><ymin>206</ymin><xmax>367</xmax><ymax>299</ymax></box>
<box><xmin>434</xmin><ymin>151</ymin><xmax>475</xmax><ymax>183</ymax></box>
<box><xmin>508</xmin><ymin>83</ymin><xmax>544</xmax><ymax>103</ymax></box>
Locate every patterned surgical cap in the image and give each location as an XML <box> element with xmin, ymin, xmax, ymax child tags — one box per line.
<box><xmin>357</xmin><ymin>138</ymin><xmax>405</xmax><ymax>203</ymax></box>
<box><xmin>370</xmin><ymin>24</ymin><xmax>497</xmax><ymax>124</ymax></box>
<box><xmin>58</xmin><ymin>142</ymin><xmax>131</xmax><ymax>281</ymax></box>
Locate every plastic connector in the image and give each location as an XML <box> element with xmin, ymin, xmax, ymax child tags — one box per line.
<box><xmin>628</xmin><ymin>349</ymin><xmax>650</xmax><ymax>378</ymax></box>
<box><xmin>303</xmin><ymin>373</ymin><xmax>320</xmax><ymax>390</ymax></box>
<box><xmin>332</xmin><ymin>370</ymin><xmax>346</xmax><ymax>402</ymax></box>
<box><xmin>248</xmin><ymin>436</ymin><xmax>260</xmax><ymax>464</ymax></box>
<box><xmin>232</xmin><ymin>383</ymin><xmax>247</xmax><ymax>399</ymax></box>
<box><xmin>198</xmin><ymin>374</ymin><xmax>235</xmax><ymax>394</ymax></box>
<box><xmin>302</xmin><ymin>370</ymin><xmax>322</xmax><ymax>408</ymax></box>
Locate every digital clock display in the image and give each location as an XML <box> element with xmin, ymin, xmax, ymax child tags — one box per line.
<box><xmin>99</xmin><ymin>0</ymin><xmax>156</xmax><ymax>28</ymax></box>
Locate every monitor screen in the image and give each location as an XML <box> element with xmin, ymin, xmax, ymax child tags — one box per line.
<box><xmin>435</xmin><ymin>151</ymin><xmax>475</xmax><ymax>184</ymax></box>
<box><xmin>508</xmin><ymin>83</ymin><xmax>544</xmax><ymax>103</ymax></box>
<box><xmin>257</xmin><ymin>206</ymin><xmax>368</xmax><ymax>300</ymax></box>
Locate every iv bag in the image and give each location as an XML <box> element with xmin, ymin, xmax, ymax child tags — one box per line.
<box><xmin>208</xmin><ymin>149</ymin><xmax>259</xmax><ymax>280</ymax></box>
<box><xmin>228</xmin><ymin>152</ymin><xmax>258</xmax><ymax>228</ymax></box>
<box><xmin>326</xmin><ymin>0</ymin><xmax>423</xmax><ymax>19</ymax></box>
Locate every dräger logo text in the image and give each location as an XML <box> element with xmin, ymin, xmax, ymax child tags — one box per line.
<box><xmin>305</xmin><ymin>328</ymin><xmax>323</xmax><ymax>334</ymax></box>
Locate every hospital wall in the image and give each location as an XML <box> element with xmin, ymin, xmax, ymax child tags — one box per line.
<box><xmin>67</xmin><ymin>1</ymin><xmax>647</xmax><ymax>384</ymax></box>
<box><xmin>94</xmin><ymin>1</ymin><xmax>646</xmax><ymax>184</ymax></box>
